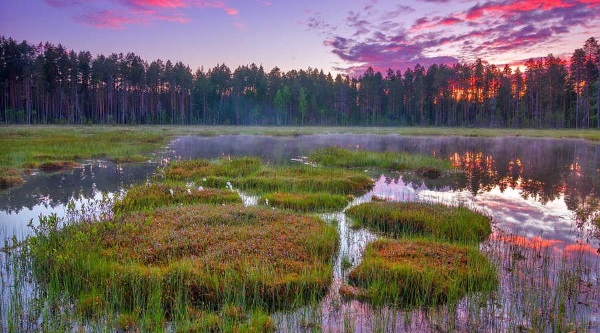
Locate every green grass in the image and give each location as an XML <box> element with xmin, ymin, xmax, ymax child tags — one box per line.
<box><xmin>346</xmin><ymin>201</ymin><xmax>492</xmax><ymax>244</ymax></box>
<box><xmin>259</xmin><ymin>192</ymin><xmax>352</xmax><ymax>212</ymax></box>
<box><xmin>0</xmin><ymin>126</ymin><xmax>168</xmax><ymax>169</ymax></box>
<box><xmin>165</xmin><ymin>158</ymin><xmax>374</xmax><ymax>195</ymax></box>
<box><xmin>5</xmin><ymin>125</ymin><xmax>591</xmax><ymax>141</ymax></box>
<box><xmin>309</xmin><ymin>146</ymin><xmax>451</xmax><ymax>171</ymax></box>
<box><xmin>342</xmin><ymin>238</ymin><xmax>497</xmax><ymax>308</ymax></box>
<box><xmin>165</xmin><ymin>157</ymin><xmax>262</xmax><ymax>180</ymax></box>
<box><xmin>28</xmin><ymin>204</ymin><xmax>339</xmax><ymax>319</ymax></box>
<box><xmin>112</xmin><ymin>183</ymin><xmax>241</xmax><ymax>214</ymax></box>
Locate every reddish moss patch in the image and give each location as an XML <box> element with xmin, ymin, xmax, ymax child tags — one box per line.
<box><xmin>345</xmin><ymin>238</ymin><xmax>497</xmax><ymax>307</ymax></box>
<box><xmin>38</xmin><ymin>161</ymin><xmax>81</xmax><ymax>172</ymax></box>
<box><xmin>0</xmin><ymin>168</ymin><xmax>24</xmax><ymax>189</ymax></box>
<box><xmin>34</xmin><ymin>204</ymin><xmax>339</xmax><ymax>311</ymax></box>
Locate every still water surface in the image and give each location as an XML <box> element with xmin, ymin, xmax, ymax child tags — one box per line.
<box><xmin>1</xmin><ymin>134</ymin><xmax>599</xmax><ymax>331</ymax></box>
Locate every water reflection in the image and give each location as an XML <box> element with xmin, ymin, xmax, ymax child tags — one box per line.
<box><xmin>0</xmin><ymin>161</ymin><xmax>158</xmax><ymax>239</ymax></box>
<box><xmin>171</xmin><ymin>134</ymin><xmax>600</xmax><ymax>229</ymax></box>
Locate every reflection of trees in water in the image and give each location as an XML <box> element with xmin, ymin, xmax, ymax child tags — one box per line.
<box><xmin>383</xmin><ymin>139</ymin><xmax>599</xmax><ymax>227</ymax></box>
<box><xmin>0</xmin><ymin>162</ymin><xmax>157</xmax><ymax>214</ymax></box>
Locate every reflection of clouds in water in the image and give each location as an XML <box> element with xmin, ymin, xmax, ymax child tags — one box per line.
<box><xmin>367</xmin><ymin>174</ymin><xmax>599</xmax><ymax>258</ymax></box>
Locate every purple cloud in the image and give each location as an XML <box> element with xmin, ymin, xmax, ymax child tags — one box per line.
<box><xmin>311</xmin><ymin>0</ymin><xmax>600</xmax><ymax>75</ymax></box>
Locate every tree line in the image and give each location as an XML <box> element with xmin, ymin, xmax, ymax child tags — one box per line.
<box><xmin>1</xmin><ymin>36</ymin><xmax>599</xmax><ymax>128</ymax></box>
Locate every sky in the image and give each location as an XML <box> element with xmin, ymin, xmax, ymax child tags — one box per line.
<box><xmin>1</xmin><ymin>0</ymin><xmax>599</xmax><ymax>76</ymax></box>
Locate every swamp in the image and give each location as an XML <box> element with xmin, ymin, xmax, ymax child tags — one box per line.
<box><xmin>1</xmin><ymin>128</ymin><xmax>599</xmax><ymax>332</ymax></box>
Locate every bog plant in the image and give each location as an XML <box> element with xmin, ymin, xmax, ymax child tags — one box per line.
<box><xmin>309</xmin><ymin>146</ymin><xmax>451</xmax><ymax>172</ymax></box>
<box><xmin>112</xmin><ymin>183</ymin><xmax>241</xmax><ymax>214</ymax></box>
<box><xmin>27</xmin><ymin>203</ymin><xmax>339</xmax><ymax>324</ymax></box>
<box><xmin>342</xmin><ymin>238</ymin><xmax>497</xmax><ymax>307</ymax></box>
<box><xmin>259</xmin><ymin>192</ymin><xmax>351</xmax><ymax>212</ymax></box>
<box><xmin>165</xmin><ymin>157</ymin><xmax>374</xmax><ymax>195</ymax></box>
<box><xmin>346</xmin><ymin>201</ymin><xmax>491</xmax><ymax>244</ymax></box>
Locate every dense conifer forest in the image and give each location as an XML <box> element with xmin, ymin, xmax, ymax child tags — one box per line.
<box><xmin>1</xmin><ymin>36</ymin><xmax>598</xmax><ymax>128</ymax></box>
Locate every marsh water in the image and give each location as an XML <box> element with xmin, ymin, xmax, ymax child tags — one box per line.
<box><xmin>1</xmin><ymin>134</ymin><xmax>599</xmax><ymax>331</ymax></box>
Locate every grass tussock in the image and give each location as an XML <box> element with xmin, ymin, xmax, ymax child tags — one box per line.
<box><xmin>346</xmin><ymin>201</ymin><xmax>491</xmax><ymax>244</ymax></box>
<box><xmin>309</xmin><ymin>146</ymin><xmax>451</xmax><ymax>172</ymax></box>
<box><xmin>165</xmin><ymin>158</ymin><xmax>374</xmax><ymax>195</ymax></box>
<box><xmin>165</xmin><ymin>157</ymin><xmax>262</xmax><ymax>181</ymax></box>
<box><xmin>29</xmin><ymin>204</ymin><xmax>339</xmax><ymax>315</ymax></box>
<box><xmin>176</xmin><ymin>307</ymin><xmax>275</xmax><ymax>333</ymax></box>
<box><xmin>112</xmin><ymin>183</ymin><xmax>241</xmax><ymax>214</ymax></box>
<box><xmin>37</xmin><ymin>160</ymin><xmax>81</xmax><ymax>172</ymax></box>
<box><xmin>0</xmin><ymin>167</ymin><xmax>24</xmax><ymax>188</ymax></box>
<box><xmin>260</xmin><ymin>192</ymin><xmax>351</xmax><ymax>212</ymax></box>
<box><xmin>344</xmin><ymin>238</ymin><xmax>497</xmax><ymax>307</ymax></box>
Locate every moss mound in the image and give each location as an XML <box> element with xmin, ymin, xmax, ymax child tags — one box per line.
<box><xmin>343</xmin><ymin>238</ymin><xmax>497</xmax><ymax>307</ymax></box>
<box><xmin>30</xmin><ymin>204</ymin><xmax>338</xmax><ymax>312</ymax></box>
<box><xmin>113</xmin><ymin>183</ymin><xmax>241</xmax><ymax>213</ymax></box>
<box><xmin>260</xmin><ymin>192</ymin><xmax>351</xmax><ymax>212</ymax></box>
<box><xmin>0</xmin><ymin>167</ymin><xmax>24</xmax><ymax>189</ymax></box>
<box><xmin>346</xmin><ymin>202</ymin><xmax>491</xmax><ymax>244</ymax></box>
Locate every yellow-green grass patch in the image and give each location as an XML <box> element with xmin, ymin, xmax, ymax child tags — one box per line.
<box><xmin>309</xmin><ymin>146</ymin><xmax>451</xmax><ymax>172</ymax></box>
<box><xmin>165</xmin><ymin>158</ymin><xmax>374</xmax><ymax>195</ymax></box>
<box><xmin>112</xmin><ymin>183</ymin><xmax>241</xmax><ymax>214</ymax></box>
<box><xmin>346</xmin><ymin>202</ymin><xmax>491</xmax><ymax>244</ymax></box>
<box><xmin>260</xmin><ymin>192</ymin><xmax>352</xmax><ymax>212</ymax></box>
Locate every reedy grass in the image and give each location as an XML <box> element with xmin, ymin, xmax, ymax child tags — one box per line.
<box><xmin>0</xmin><ymin>126</ymin><xmax>167</xmax><ymax>169</ymax></box>
<box><xmin>309</xmin><ymin>146</ymin><xmax>452</xmax><ymax>171</ymax></box>
<box><xmin>27</xmin><ymin>203</ymin><xmax>339</xmax><ymax>324</ymax></box>
<box><xmin>343</xmin><ymin>238</ymin><xmax>497</xmax><ymax>308</ymax></box>
<box><xmin>112</xmin><ymin>183</ymin><xmax>241</xmax><ymax>214</ymax></box>
<box><xmin>165</xmin><ymin>158</ymin><xmax>374</xmax><ymax>195</ymax></box>
<box><xmin>346</xmin><ymin>202</ymin><xmax>492</xmax><ymax>244</ymax></box>
<box><xmin>259</xmin><ymin>192</ymin><xmax>352</xmax><ymax>212</ymax></box>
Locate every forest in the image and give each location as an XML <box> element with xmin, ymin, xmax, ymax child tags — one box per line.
<box><xmin>0</xmin><ymin>36</ymin><xmax>598</xmax><ymax>128</ymax></box>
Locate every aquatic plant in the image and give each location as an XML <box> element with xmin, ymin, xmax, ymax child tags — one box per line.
<box><xmin>165</xmin><ymin>158</ymin><xmax>374</xmax><ymax>195</ymax></box>
<box><xmin>346</xmin><ymin>202</ymin><xmax>491</xmax><ymax>244</ymax></box>
<box><xmin>259</xmin><ymin>192</ymin><xmax>351</xmax><ymax>212</ymax></box>
<box><xmin>343</xmin><ymin>238</ymin><xmax>497</xmax><ymax>308</ymax></box>
<box><xmin>27</xmin><ymin>203</ymin><xmax>339</xmax><ymax>327</ymax></box>
<box><xmin>309</xmin><ymin>146</ymin><xmax>451</xmax><ymax>171</ymax></box>
<box><xmin>112</xmin><ymin>183</ymin><xmax>241</xmax><ymax>213</ymax></box>
<box><xmin>164</xmin><ymin>157</ymin><xmax>262</xmax><ymax>181</ymax></box>
<box><xmin>0</xmin><ymin>167</ymin><xmax>24</xmax><ymax>189</ymax></box>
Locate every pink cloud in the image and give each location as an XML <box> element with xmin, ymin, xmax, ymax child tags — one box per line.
<box><xmin>76</xmin><ymin>10</ymin><xmax>135</xmax><ymax>29</ymax></box>
<box><xmin>125</xmin><ymin>0</ymin><xmax>188</xmax><ymax>8</ymax></box>
<box><xmin>46</xmin><ymin>0</ymin><xmax>239</xmax><ymax>28</ymax></box>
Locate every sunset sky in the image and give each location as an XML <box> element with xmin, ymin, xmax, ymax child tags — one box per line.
<box><xmin>1</xmin><ymin>0</ymin><xmax>599</xmax><ymax>75</ymax></box>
